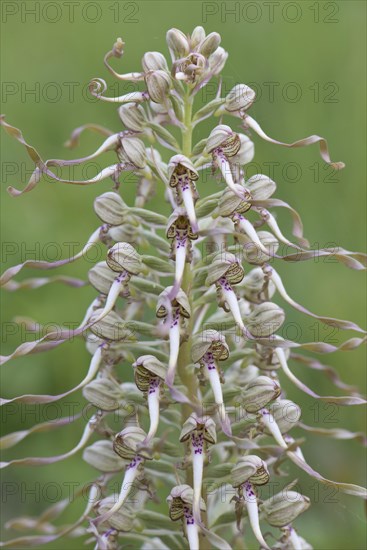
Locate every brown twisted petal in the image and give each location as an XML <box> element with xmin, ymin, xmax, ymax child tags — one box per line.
<box><xmin>64</xmin><ymin>123</ymin><xmax>113</xmax><ymax>149</ymax></box>
<box><xmin>191</xmin><ymin>330</ymin><xmax>229</xmax><ymax>363</ymax></box>
<box><xmin>244</xmin><ymin>114</ymin><xmax>345</xmax><ymax>170</ymax></box>
<box><xmin>287</xmin><ymin>451</ymin><xmax>367</xmax><ymax>499</ymax></box>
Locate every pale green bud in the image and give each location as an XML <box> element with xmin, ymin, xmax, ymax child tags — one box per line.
<box><xmin>190</xmin><ymin>26</ymin><xmax>206</xmax><ymax>49</ymax></box>
<box><xmin>209</xmin><ymin>46</ymin><xmax>228</xmax><ymax>75</ymax></box>
<box><xmin>145</xmin><ymin>70</ymin><xmax>171</xmax><ymax>104</ymax></box>
<box><xmin>268</xmin><ymin>399</ymin><xmax>301</xmax><ymax>433</ymax></box>
<box><xmin>240</xmin><ymin>230</ymin><xmax>279</xmax><ymax>265</ymax></box>
<box><xmin>246</xmin><ymin>174</ymin><xmax>277</xmax><ymax>200</ymax></box>
<box><xmin>225</xmin><ymin>84</ymin><xmax>256</xmax><ymax>112</ymax></box>
<box><xmin>118</xmin><ymin>103</ymin><xmax>147</xmax><ymax>132</ymax></box>
<box><xmin>83</xmin><ymin>378</ymin><xmax>124</xmax><ymax>411</ymax></box>
<box><xmin>118</xmin><ymin>136</ymin><xmax>147</xmax><ymax>169</ymax></box>
<box><xmin>198</xmin><ymin>32</ymin><xmax>221</xmax><ymax>57</ymax></box>
<box><xmin>106</xmin><ymin>242</ymin><xmax>142</xmax><ymax>274</ymax></box>
<box><xmin>83</xmin><ymin>440</ymin><xmax>124</xmax><ymax>472</ymax></box>
<box><xmin>95</xmin><ymin>496</ymin><xmax>136</xmax><ymax>531</ymax></box>
<box><xmin>89</xmin><ymin>309</ymin><xmax>132</xmax><ymax>341</ymax></box>
<box><xmin>260</xmin><ymin>491</ymin><xmax>310</xmax><ymax>527</ymax></box>
<box><xmin>240</xmin><ymin>267</ymin><xmax>276</xmax><ymax>303</ymax></box>
<box><xmin>247</xmin><ymin>302</ymin><xmax>285</xmax><ymax>337</ymax></box>
<box><xmin>88</xmin><ymin>261</ymin><xmax>116</xmax><ymax>295</ymax></box>
<box><xmin>94</xmin><ymin>191</ymin><xmax>127</xmax><ymax>226</ymax></box>
<box><xmin>166</xmin><ymin>28</ymin><xmax>190</xmax><ymax>59</ymax></box>
<box><xmin>243</xmin><ymin>375</ymin><xmax>281</xmax><ymax>413</ymax></box>
<box><xmin>231</xmin><ymin>455</ymin><xmax>270</xmax><ymax>487</ymax></box>
<box><xmin>142</xmin><ymin>51</ymin><xmax>168</xmax><ymax>72</ymax></box>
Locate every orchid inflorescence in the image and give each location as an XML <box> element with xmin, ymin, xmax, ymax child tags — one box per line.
<box><xmin>1</xmin><ymin>26</ymin><xmax>366</xmax><ymax>550</ymax></box>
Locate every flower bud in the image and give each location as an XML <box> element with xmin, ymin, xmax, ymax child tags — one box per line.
<box><xmin>240</xmin><ymin>267</ymin><xmax>276</xmax><ymax>303</ymax></box>
<box><xmin>95</xmin><ymin>496</ymin><xmax>136</xmax><ymax>531</ymax></box>
<box><xmin>205</xmin><ymin>124</ymin><xmax>241</xmax><ymax>157</ymax></box>
<box><xmin>243</xmin><ymin>375</ymin><xmax>281</xmax><ymax>413</ymax></box>
<box><xmin>107</xmin><ymin>242</ymin><xmax>142</xmax><ymax>274</ymax></box>
<box><xmin>190</xmin><ymin>26</ymin><xmax>206</xmax><ymax>49</ymax></box>
<box><xmin>119</xmin><ymin>136</ymin><xmax>146</xmax><ymax>169</ymax></box>
<box><xmin>166</xmin><ymin>28</ymin><xmax>190</xmax><ymax>59</ymax></box>
<box><xmin>231</xmin><ymin>455</ymin><xmax>270</xmax><ymax>487</ymax></box>
<box><xmin>145</xmin><ymin>70</ymin><xmax>171</xmax><ymax>104</ymax></box>
<box><xmin>209</xmin><ymin>46</ymin><xmax>228</xmax><ymax>75</ymax></box>
<box><xmin>83</xmin><ymin>440</ymin><xmax>124</xmax><ymax>472</ymax></box>
<box><xmin>268</xmin><ymin>399</ymin><xmax>301</xmax><ymax>433</ymax></box>
<box><xmin>191</xmin><ymin>329</ymin><xmax>229</xmax><ymax>364</ymax></box>
<box><xmin>142</xmin><ymin>51</ymin><xmax>168</xmax><ymax>72</ymax></box>
<box><xmin>247</xmin><ymin>302</ymin><xmax>285</xmax><ymax>337</ymax></box>
<box><xmin>133</xmin><ymin>355</ymin><xmax>166</xmax><ymax>392</ymax></box>
<box><xmin>118</xmin><ymin>103</ymin><xmax>147</xmax><ymax>132</ymax></box>
<box><xmin>113</xmin><ymin>426</ymin><xmax>151</xmax><ymax>460</ymax></box>
<box><xmin>260</xmin><ymin>491</ymin><xmax>310</xmax><ymax>527</ymax></box>
<box><xmin>256</xmin><ymin>345</ymin><xmax>290</xmax><ymax>371</ymax></box>
<box><xmin>89</xmin><ymin>309</ymin><xmax>132</xmax><ymax>341</ymax></box>
<box><xmin>94</xmin><ymin>191</ymin><xmax>127</xmax><ymax>226</ymax></box>
<box><xmin>88</xmin><ymin>261</ymin><xmax>116</xmax><ymax>295</ymax></box>
<box><xmin>83</xmin><ymin>378</ymin><xmax>124</xmax><ymax>411</ymax></box>
<box><xmin>205</xmin><ymin>252</ymin><xmax>244</xmax><ymax>286</ymax></box>
<box><xmin>109</xmin><ymin>223</ymin><xmax>138</xmax><ymax>244</ymax></box>
<box><xmin>241</xmin><ymin>231</ymin><xmax>279</xmax><ymax>265</ymax></box>
<box><xmin>225</xmin><ymin>84</ymin><xmax>256</xmax><ymax>112</ymax></box>
<box><xmin>246</xmin><ymin>174</ymin><xmax>277</xmax><ymax>200</ymax></box>
<box><xmin>167</xmin><ymin>485</ymin><xmax>206</xmax><ymax>521</ymax></box>
<box><xmin>179</xmin><ymin>414</ymin><xmax>217</xmax><ymax>445</ymax></box>
<box><xmin>218</xmin><ymin>187</ymin><xmax>252</xmax><ymax>217</ymax></box>
<box><xmin>198</xmin><ymin>32</ymin><xmax>221</xmax><ymax>57</ymax></box>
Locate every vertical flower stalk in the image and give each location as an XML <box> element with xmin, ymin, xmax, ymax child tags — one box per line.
<box><xmin>1</xmin><ymin>24</ymin><xmax>366</xmax><ymax>550</ymax></box>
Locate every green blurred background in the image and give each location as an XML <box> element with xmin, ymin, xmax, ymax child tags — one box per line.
<box><xmin>1</xmin><ymin>1</ymin><xmax>366</xmax><ymax>548</ymax></box>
